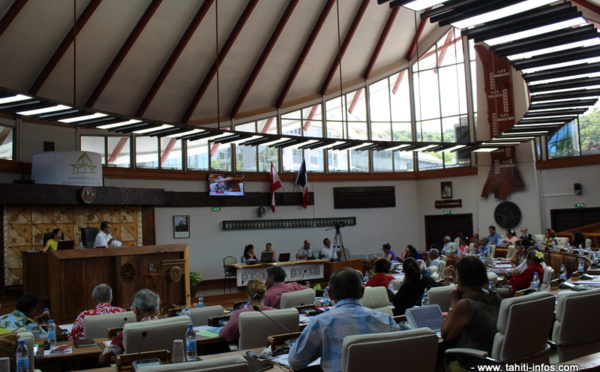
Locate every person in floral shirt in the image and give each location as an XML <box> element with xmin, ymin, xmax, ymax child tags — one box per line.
<box><xmin>0</xmin><ymin>293</ymin><xmax>42</xmax><ymax>332</ymax></box>
<box><xmin>98</xmin><ymin>289</ymin><xmax>160</xmax><ymax>365</ymax></box>
<box><xmin>68</xmin><ymin>284</ymin><xmax>125</xmax><ymax>340</ymax></box>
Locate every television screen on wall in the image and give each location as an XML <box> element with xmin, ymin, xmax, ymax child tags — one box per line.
<box><xmin>208</xmin><ymin>173</ymin><xmax>244</xmax><ymax>196</ymax></box>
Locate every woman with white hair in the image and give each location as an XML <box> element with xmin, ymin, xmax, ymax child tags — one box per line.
<box><xmin>99</xmin><ymin>289</ymin><xmax>160</xmax><ymax>365</ymax></box>
<box><xmin>68</xmin><ymin>284</ymin><xmax>125</xmax><ymax>340</ymax></box>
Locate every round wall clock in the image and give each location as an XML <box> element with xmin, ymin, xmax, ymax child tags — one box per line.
<box><xmin>80</xmin><ymin>186</ymin><xmax>97</xmax><ymax>204</ymax></box>
<box><xmin>494</xmin><ymin>201</ymin><xmax>521</xmax><ymax>229</ymax></box>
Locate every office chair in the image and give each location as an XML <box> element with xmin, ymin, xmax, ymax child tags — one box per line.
<box><xmin>361</xmin><ymin>287</ymin><xmax>393</xmax><ymax>317</ymax></box>
<box><xmin>135</xmin><ymin>355</ymin><xmax>249</xmax><ymax>372</ymax></box>
<box><xmin>42</xmin><ymin>231</ymin><xmax>64</xmax><ymax>246</ymax></box>
<box><xmin>188</xmin><ymin>305</ymin><xmax>225</xmax><ymax>326</ymax></box>
<box><xmin>341</xmin><ymin>328</ymin><xmax>438</xmax><ymax>372</ymax></box>
<box><xmin>280</xmin><ymin>289</ymin><xmax>316</xmax><ymax>309</ymax></box>
<box><xmin>83</xmin><ymin>311</ymin><xmax>135</xmax><ymax>339</ymax></box>
<box><xmin>426</xmin><ymin>285</ymin><xmax>455</xmax><ymax>312</ymax></box>
<box><xmin>551</xmin><ymin>288</ymin><xmax>600</xmax><ymax>362</ymax></box>
<box><xmin>223</xmin><ymin>256</ymin><xmax>237</xmax><ymax>293</ymax></box>
<box><xmin>238</xmin><ymin>308</ymin><xmax>299</xmax><ymax>350</ymax></box>
<box><xmin>80</xmin><ymin>227</ymin><xmax>99</xmax><ymax>248</ymax></box>
<box><xmin>123</xmin><ymin>316</ymin><xmax>190</xmax><ymax>355</ymax></box>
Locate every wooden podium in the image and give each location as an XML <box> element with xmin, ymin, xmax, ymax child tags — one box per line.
<box><xmin>23</xmin><ymin>244</ymin><xmax>190</xmax><ymax>324</ymax></box>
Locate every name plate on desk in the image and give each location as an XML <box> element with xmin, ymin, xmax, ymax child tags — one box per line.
<box><xmin>236</xmin><ymin>261</ymin><xmax>325</xmax><ymax>286</ymax></box>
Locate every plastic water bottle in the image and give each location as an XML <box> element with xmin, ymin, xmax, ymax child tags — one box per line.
<box><xmin>322</xmin><ymin>289</ymin><xmax>329</xmax><ymax>307</ymax></box>
<box><xmin>488</xmin><ymin>281</ymin><xmax>496</xmax><ymax>293</ymax></box>
<box><xmin>363</xmin><ymin>271</ymin><xmax>370</xmax><ymax>284</ymax></box>
<box><xmin>579</xmin><ymin>259</ymin><xmax>585</xmax><ymax>272</ymax></box>
<box><xmin>197</xmin><ymin>295</ymin><xmax>204</xmax><ymax>308</ymax></box>
<box><xmin>421</xmin><ymin>293</ymin><xmax>429</xmax><ymax>306</ymax></box>
<box><xmin>532</xmin><ymin>272</ymin><xmax>540</xmax><ymax>292</ymax></box>
<box><xmin>149</xmin><ymin>262</ymin><xmax>154</xmax><ymax>273</ymax></box>
<box><xmin>48</xmin><ymin>319</ymin><xmax>57</xmax><ymax>347</ymax></box>
<box><xmin>183</xmin><ymin>307</ymin><xmax>191</xmax><ymax>318</ymax></box>
<box><xmin>42</xmin><ymin>308</ymin><xmax>50</xmax><ymax>326</ymax></box>
<box><xmin>560</xmin><ymin>264</ymin><xmax>567</xmax><ymax>281</ymax></box>
<box><xmin>242</xmin><ymin>256</ymin><xmax>246</xmax><ymax>264</ymax></box>
<box><xmin>16</xmin><ymin>339</ymin><xmax>29</xmax><ymax>372</ymax></box>
<box><xmin>579</xmin><ymin>244</ymin><xmax>583</xmax><ymax>254</ymax></box>
<box><xmin>79</xmin><ymin>241</ymin><xmax>84</xmax><ymax>249</ymax></box>
<box><xmin>185</xmin><ymin>323</ymin><xmax>197</xmax><ymax>361</ymax></box>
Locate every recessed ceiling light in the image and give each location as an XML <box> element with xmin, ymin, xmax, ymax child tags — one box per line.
<box><xmin>17</xmin><ymin>104</ymin><xmax>70</xmax><ymax>116</ymax></box>
<box><xmin>59</xmin><ymin>113</ymin><xmax>107</xmax><ymax>123</ymax></box>
<box><xmin>97</xmin><ymin>119</ymin><xmax>142</xmax><ymax>130</ymax></box>
<box><xmin>485</xmin><ymin>18</ymin><xmax>587</xmax><ymax>46</ymax></box>
<box><xmin>453</xmin><ymin>0</ymin><xmax>556</xmax><ymax>29</ymax></box>
<box><xmin>133</xmin><ymin>124</ymin><xmax>173</xmax><ymax>134</ymax></box>
<box><xmin>0</xmin><ymin>94</ymin><xmax>31</xmax><ymax>105</ymax></box>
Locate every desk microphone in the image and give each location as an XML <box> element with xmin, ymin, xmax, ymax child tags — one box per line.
<box><xmin>132</xmin><ymin>331</ymin><xmax>162</xmax><ymax>371</ymax></box>
<box><xmin>301</xmin><ymin>269</ymin><xmax>307</xmax><ymax>282</ymax></box>
<box><xmin>137</xmin><ymin>331</ymin><xmax>147</xmax><ymax>357</ymax></box>
<box><xmin>118</xmin><ymin>317</ymin><xmax>128</xmax><ymax>329</ymax></box>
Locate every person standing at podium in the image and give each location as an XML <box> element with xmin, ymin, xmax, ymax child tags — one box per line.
<box><xmin>94</xmin><ymin>221</ymin><xmax>120</xmax><ymax>248</ymax></box>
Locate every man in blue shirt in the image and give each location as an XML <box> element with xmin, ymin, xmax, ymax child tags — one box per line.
<box><xmin>487</xmin><ymin>225</ymin><xmax>502</xmax><ymax>246</ymax></box>
<box><xmin>478</xmin><ymin>237</ymin><xmax>492</xmax><ymax>257</ymax></box>
<box><xmin>288</xmin><ymin>268</ymin><xmax>399</xmax><ymax>372</ymax></box>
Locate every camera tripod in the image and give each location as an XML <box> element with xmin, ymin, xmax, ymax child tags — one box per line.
<box><xmin>332</xmin><ymin>227</ymin><xmax>348</xmax><ymax>261</ymax></box>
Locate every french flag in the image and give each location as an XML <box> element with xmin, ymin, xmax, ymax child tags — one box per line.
<box><xmin>270</xmin><ymin>162</ymin><xmax>282</xmax><ymax>212</ymax></box>
<box><xmin>295</xmin><ymin>159</ymin><xmax>309</xmax><ymax>209</ymax></box>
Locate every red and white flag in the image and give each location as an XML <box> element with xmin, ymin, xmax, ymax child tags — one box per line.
<box><xmin>270</xmin><ymin>162</ymin><xmax>282</xmax><ymax>212</ymax></box>
<box><xmin>295</xmin><ymin>159</ymin><xmax>309</xmax><ymax>209</ymax></box>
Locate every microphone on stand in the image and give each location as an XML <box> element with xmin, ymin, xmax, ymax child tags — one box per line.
<box><xmin>118</xmin><ymin>317</ymin><xmax>128</xmax><ymax>329</ymax></box>
<box><xmin>131</xmin><ymin>331</ymin><xmax>161</xmax><ymax>371</ymax></box>
<box><xmin>301</xmin><ymin>269</ymin><xmax>307</xmax><ymax>283</ymax></box>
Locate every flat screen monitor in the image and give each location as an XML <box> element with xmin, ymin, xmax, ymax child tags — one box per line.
<box><xmin>208</xmin><ymin>173</ymin><xmax>244</xmax><ymax>196</ymax></box>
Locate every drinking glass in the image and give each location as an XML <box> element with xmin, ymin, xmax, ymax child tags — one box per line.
<box><xmin>172</xmin><ymin>339</ymin><xmax>185</xmax><ymax>363</ymax></box>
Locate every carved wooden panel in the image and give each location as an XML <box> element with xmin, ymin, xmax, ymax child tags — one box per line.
<box><xmin>333</xmin><ymin>187</ymin><xmax>395</xmax><ymax>209</ymax></box>
<box><xmin>222</xmin><ymin>217</ymin><xmax>356</xmax><ymax>231</ymax></box>
<box><xmin>552</xmin><ymin>207</ymin><xmax>600</xmax><ymax>232</ymax></box>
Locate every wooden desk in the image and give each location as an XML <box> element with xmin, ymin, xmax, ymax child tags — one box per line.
<box><xmin>324</xmin><ymin>259</ymin><xmax>363</xmax><ymax>281</ymax></box>
<box><xmin>233</xmin><ymin>259</ymin><xmax>329</xmax><ymax>286</ymax></box>
<box><xmin>35</xmin><ymin>339</ymin><xmax>103</xmax><ymax>372</ymax></box>
<box><xmin>23</xmin><ymin>244</ymin><xmax>190</xmax><ymax>323</ymax></box>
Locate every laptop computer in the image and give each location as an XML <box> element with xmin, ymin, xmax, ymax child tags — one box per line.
<box><xmin>403</xmin><ymin>304</ymin><xmax>444</xmax><ymax>337</ymax></box>
<box><xmin>260</xmin><ymin>251</ymin><xmax>275</xmax><ymax>263</ymax></box>
<box><xmin>278</xmin><ymin>253</ymin><xmax>291</xmax><ymax>262</ymax></box>
<box><xmin>57</xmin><ymin>241</ymin><xmax>75</xmax><ymax>250</ymax></box>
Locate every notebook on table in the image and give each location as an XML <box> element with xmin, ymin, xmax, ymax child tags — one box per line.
<box><xmin>404</xmin><ymin>304</ymin><xmax>444</xmax><ymax>337</ymax></box>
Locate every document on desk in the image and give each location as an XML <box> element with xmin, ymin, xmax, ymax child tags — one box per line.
<box><xmin>59</xmin><ymin>323</ymin><xmax>74</xmax><ymax>334</ymax></box>
<box><xmin>271</xmin><ymin>354</ymin><xmax>320</xmax><ymax>368</ymax></box>
<box><xmin>44</xmin><ymin>345</ymin><xmax>73</xmax><ymax>356</ymax></box>
<box><xmin>194</xmin><ymin>325</ymin><xmax>222</xmax><ymax>338</ymax></box>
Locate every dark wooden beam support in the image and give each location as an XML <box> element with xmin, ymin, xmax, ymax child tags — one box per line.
<box><xmin>29</xmin><ymin>0</ymin><xmax>102</xmax><ymax>95</ymax></box>
<box><xmin>229</xmin><ymin>0</ymin><xmax>299</xmax><ymax>119</ymax></box>
<box><xmin>181</xmin><ymin>0</ymin><xmax>259</xmax><ymax>124</ymax></box>
<box><xmin>86</xmin><ymin>0</ymin><xmax>163</xmax><ymax>108</ymax></box>
<box><xmin>135</xmin><ymin>0</ymin><xmax>213</xmax><ymax>117</ymax></box>
<box><xmin>364</xmin><ymin>7</ymin><xmax>398</xmax><ymax>80</ymax></box>
<box><xmin>406</xmin><ymin>9</ymin><xmax>430</xmax><ymax>61</ymax></box>
<box><xmin>320</xmin><ymin>0</ymin><xmax>369</xmax><ymax>95</ymax></box>
<box><xmin>0</xmin><ymin>0</ymin><xmax>27</xmax><ymax>37</ymax></box>
<box><xmin>276</xmin><ymin>0</ymin><xmax>336</xmax><ymax>108</ymax></box>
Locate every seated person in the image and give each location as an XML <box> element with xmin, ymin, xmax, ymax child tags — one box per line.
<box><xmin>458</xmin><ymin>237</ymin><xmax>470</xmax><ymax>255</ymax></box>
<box><xmin>42</xmin><ymin>228</ymin><xmax>62</xmax><ymax>252</ymax></box>
<box><xmin>502</xmin><ymin>230</ymin><xmax>518</xmax><ymax>247</ymax></box>
<box><xmin>261</xmin><ymin>242</ymin><xmax>276</xmax><ymax>261</ymax></box>
<box><xmin>487</xmin><ymin>225</ymin><xmax>502</xmax><ymax>246</ymax></box>
<box><xmin>243</xmin><ymin>244</ymin><xmax>258</xmax><ymax>261</ymax></box>
<box><xmin>427</xmin><ymin>248</ymin><xmax>441</xmax><ymax>269</ymax></box>
<box><xmin>319</xmin><ymin>238</ymin><xmax>341</xmax><ymax>260</ymax></box>
<box><xmin>417</xmin><ymin>259</ymin><xmax>431</xmax><ymax>277</ymax></box>
<box><xmin>382</xmin><ymin>243</ymin><xmax>398</xmax><ymax>261</ymax></box>
<box><xmin>365</xmin><ymin>258</ymin><xmax>393</xmax><ymax>288</ymax></box>
<box><xmin>477</xmin><ymin>237</ymin><xmax>492</xmax><ymax>257</ymax></box>
<box><xmin>441</xmin><ymin>256</ymin><xmax>502</xmax><ymax>357</ymax></box>
<box><xmin>94</xmin><ymin>221</ymin><xmax>121</xmax><ymax>248</ymax></box>
<box><xmin>392</xmin><ymin>258</ymin><xmax>437</xmax><ymax>315</ymax></box>
<box><xmin>519</xmin><ymin>227</ymin><xmax>536</xmax><ymax>249</ymax></box>
<box><xmin>573</xmin><ymin>231</ymin><xmax>586</xmax><ymax>249</ymax></box>
<box><xmin>264</xmin><ymin>266</ymin><xmax>309</xmax><ymax>308</ymax></box>
<box><xmin>541</xmin><ymin>228</ymin><xmax>557</xmax><ymax>249</ymax></box>
<box><xmin>219</xmin><ymin>279</ymin><xmax>275</xmax><ymax>343</ymax></box>
<box><xmin>399</xmin><ymin>244</ymin><xmax>420</xmax><ymax>262</ymax></box>
<box><xmin>507</xmin><ymin>250</ymin><xmax>545</xmax><ymax>297</ymax></box>
<box><xmin>0</xmin><ymin>293</ymin><xmax>43</xmax><ymax>332</ymax></box>
<box><xmin>68</xmin><ymin>284</ymin><xmax>126</xmax><ymax>340</ymax></box>
<box><xmin>441</xmin><ymin>236</ymin><xmax>456</xmax><ymax>255</ymax></box>
<box><xmin>99</xmin><ymin>289</ymin><xmax>159</xmax><ymax>365</ymax></box>
<box><xmin>297</xmin><ymin>240</ymin><xmax>315</xmax><ymax>259</ymax></box>
<box><xmin>288</xmin><ymin>268</ymin><xmax>399</xmax><ymax>372</ymax></box>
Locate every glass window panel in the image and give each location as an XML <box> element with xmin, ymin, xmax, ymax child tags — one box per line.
<box><xmin>236</xmin><ymin>122</ymin><xmax>256</xmax><ymax>133</ymax></box>
<box><xmin>107</xmin><ymin>137</ymin><xmax>130</xmax><ymax>168</ymax></box>
<box><xmin>303</xmin><ymin>104</ymin><xmax>322</xmax><ymax>120</ymax></box>
<box><xmin>439</xmin><ymin>65</ymin><xmax>460</xmax><ymax>117</ymax></box>
<box><xmin>417</xmin><ymin>119</ymin><xmax>441</xmax><ymax>142</ymax></box>
<box><xmin>369</xmin><ymin>78</ymin><xmax>391</xmax><ymax>122</ymax></box>
<box><xmin>547</xmin><ymin>122</ymin><xmax>580</xmax><ymax>158</ymax></box>
<box><xmin>210</xmin><ymin>142</ymin><xmax>231</xmax><ymax>171</ymax></box>
<box><xmin>471</xmin><ymin>60</ymin><xmax>478</xmax><ymax>114</ymax></box>
<box><xmin>282</xmin><ymin>109</ymin><xmax>302</xmax><ymax>120</ymax></box>
<box><xmin>373</xmin><ymin>149</ymin><xmax>393</xmax><ymax>171</ymax></box>
<box><xmin>417</xmin><ymin>151</ymin><xmax>443</xmax><ymax>170</ymax></box>
<box><xmin>282</xmin><ymin>148</ymin><xmax>302</xmax><ymax>172</ymax></box>
<box><xmin>392</xmin><ymin>122</ymin><xmax>412</xmax><ymax>141</ymax></box>
<box><xmin>348</xmin><ymin>121</ymin><xmax>368</xmax><ymax>140</ymax></box>
<box><xmin>457</xmin><ymin>64</ymin><xmax>467</xmax><ymax>115</ymax></box>
<box><xmin>442</xmin><ymin>116</ymin><xmax>461</xmax><ymax>143</ymax></box>
<box><xmin>327</xmin><ymin>121</ymin><xmax>344</xmax><ymax>139</ymax></box>
<box><xmin>349</xmin><ymin>149</ymin><xmax>369</xmax><ymax>172</ymax></box>
<box><xmin>0</xmin><ymin>126</ymin><xmax>13</xmax><ymax>160</ymax></box>
<box><xmin>328</xmin><ymin>149</ymin><xmax>348</xmax><ymax>172</ymax></box>
<box><xmin>187</xmin><ymin>138</ymin><xmax>209</xmax><ymax>171</ymax></box>
<box><xmin>326</xmin><ymin>97</ymin><xmax>345</xmax><ymax>121</ymax></box>
<box><xmin>81</xmin><ymin>136</ymin><xmax>105</xmax><ymax>164</ymax></box>
<box><xmin>394</xmin><ymin>151</ymin><xmax>414</xmax><ymax>172</ymax></box>
<box><xmin>281</xmin><ymin>119</ymin><xmax>301</xmax><ymax>136</ymax></box>
<box><xmin>412</xmin><ymin>71</ymin><xmax>422</xmax><ymax>122</ymax></box>
<box><xmin>580</xmin><ymin>104</ymin><xmax>600</xmax><ymax>156</ymax></box>
<box><xmin>437</xmin><ymin>31</ymin><xmax>457</xmax><ymax>67</ymax></box>
<box><xmin>347</xmin><ymin>89</ymin><xmax>367</xmax><ymax>122</ymax></box>
<box><xmin>390</xmin><ymin>71</ymin><xmax>411</xmax><ymax>122</ymax></box>
<box><xmin>371</xmin><ymin>122</ymin><xmax>392</xmax><ymax>141</ymax></box>
<box><xmin>306</xmin><ymin>148</ymin><xmax>324</xmax><ymax>172</ymax></box>
<box><xmin>455</xmin><ymin>29</ymin><xmax>464</xmax><ymax>64</ymax></box>
<box><xmin>416</xmin><ymin>69</ymin><xmax>441</xmax><ymax>120</ymax></box>
<box><xmin>416</xmin><ymin>45</ymin><xmax>437</xmax><ymax>71</ymax></box>
<box><xmin>258</xmin><ymin>144</ymin><xmax>278</xmax><ymax>172</ymax></box>
<box><xmin>258</xmin><ymin>118</ymin><xmax>277</xmax><ymax>134</ymax></box>
<box><xmin>236</xmin><ymin>144</ymin><xmax>257</xmax><ymax>172</ymax></box>
<box><xmin>160</xmin><ymin>137</ymin><xmax>182</xmax><ymax>170</ymax></box>
<box><xmin>136</xmin><ymin>136</ymin><xmax>158</xmax><ymax>169</ymax></box>
<box><xmin>304</xmin><ymin>106</ymin><xmax>323</xmax><ymax>138</ymax></box>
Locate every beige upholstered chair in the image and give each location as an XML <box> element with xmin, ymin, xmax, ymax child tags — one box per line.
<box><xmin>437</xmin><ymin>261</ymin><xmax>446</xmax><ymax>280</ymax></box>
<box><xmin>540</xmin><ymin>267</ymin><xmax>554</xmax><ymax>290</ymax></box>
<box><xmin>428</xmin><ymin>266</ymin><xmax>439</xmax><ymax>281</ymax></box>
<box><xmin>390</xmin><ymin>278</ymin><xmax>402</xmax><ymax>292</ymax></box>
<box><xmin>280</xmin><ymin>289</ymin><xmax>316</xmax><ymax>309</ymax></box>
<box><xmin>188</xmin><ymin>305</ymin><xmax>224</xmax><ymax>326</ymax></box>
<box><xmin>83</xmin><ymin>311</ymin><xmax>135</xmax><ymax>339</ymax></box>
<box><xmin>556</xmin><ymin>237</ymin><xmax>569</xmax><ymax>247</ymax></box>
<box><xmin>238</xmin><ymin>308</ymin><xmax>299</xmax><ymax>350</ymax></box>
<box><xmin>586</xmin><ymin>238</ymin><xmax>592</xmax><ymax>248</ymax></box>
<box><xmin>361</xmin><ymin>286</ymin><xmax>393</xmax><ymax>317</ymax></box>
<box><xmin>136</xmin><ymin>355</ymin><xmax>249</xmax><ymax>372</ymax></box>
<box><xmin>426</xmin><ymin>285</ymin><xmax>455</xmax><ymax>312</ymax></box>
<box><xmin>123</xmin><ymin>316</ymin><xmax>191</xmax><ymax>355</ymax></box>
<box><xmin>551</xmin><ymin>288</ymin><xmax>600</xmax><ymax>362</ymax></box>
<box><xmin>506</xmin><ymin>245</ymin><xmax>515</xmax><ymax>259</ymax></box>
<box><xmin>446</xmin><ymin>291</ymin><xmax>555</xmax><ymax>366</ymax></box>
<box><xmin>341</xmin><ymin>328</ymin><xmax>438</xmax><ymax>372</ymax></box>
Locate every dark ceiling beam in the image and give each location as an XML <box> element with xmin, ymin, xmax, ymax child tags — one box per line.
<box><xmin>406</xmin><ymin>9</ymin><xmax>429</xmax><ymax>60</ymax></box>
<box><xmin>135</xmin><ymin>0</ymin><xmax>213</xmax><ymax>117</ymax></box>
<box><xmin>86</xmin><ymin>0</ymin><xmax>162</xmax><ymax>108</ymax></box>
<box><xmin>570</xmin><ymin>0</ymin><xmax>600</xmax><ymax>16</ymax></box>
<box><xmin>275</xmin><ymin>0</ymin><xmax>336</xmax><ymax>108</ymax></box>
<box><xmin>29</xmin><ymin>0</ymin><xmax>102</xmax><ymax>95</ymax></box>
<box><xmin>229</xmin><ymin>0</ymin><xmax>299</xmax><ymax>119</ymax></box>
<box><xmin>0</xmin><ymin>0</ymin><xmax>27</xmax><ymax>37</ymax></box>
<box><xmin>181</xmin><ymin>0</ymin><xmax>259</xmax><ymax>124</ymax></box>
<box><xmin>320</xmin><ymin>0</ymin><xmax>370</xmax><ymax>95</ymax></box>
<box><xmin>364</xmin><ymin>7</ymin><xmax>398</xmax><ymax>79</ymax></box>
